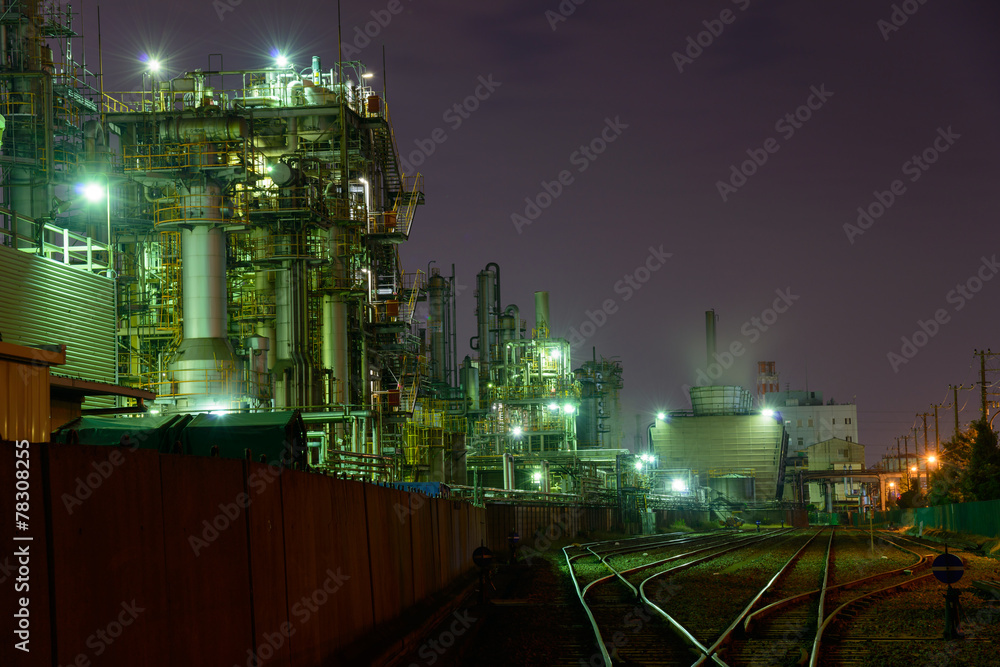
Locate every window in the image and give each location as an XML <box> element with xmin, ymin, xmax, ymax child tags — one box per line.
<box><xmin>832</xmin><ymin>418</ymin><xmax>836</xmax><ymax>424</ymax></box>
<box><xmin>840</xmin><ymin>448</ymin><xmax>847</xmax><ymax>457</ymax></box>
<box><xmin>846</xmin><ymin>436</ymin><xmax>853</xmax><ymax>442</ymax></box>
<box><xmin>845</xmin><ymin>418</ymin><xmax>852</xmax><ymax>424</ymax></box>
<box><xmin>797</xmin><ymin>419</ymin><xmax>802</xmax><ymax>428</ymax></box>
<box><xmin>808</xmin><ymin>418</ymin><xmax>814</xmax><ymax>427</ymax></box>
<box><xmin>797</xmin><ymin>438</ymin><xmax>804</xmax><ymax>448</ymax></box>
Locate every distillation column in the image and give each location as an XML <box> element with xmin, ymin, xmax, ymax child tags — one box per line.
<box><xmin>168</xmin><ymin>180</ymin><xmax>238</xmax><ymax>409</ymax></box>
<box><xmin>429</xmin><ymin>271</ymin><xmax>447</xmax><ymax>384</ymax></box>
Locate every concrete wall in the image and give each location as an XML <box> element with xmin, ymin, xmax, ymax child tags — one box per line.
<box><xmin>0</xmin><ymin>441</ymin><xmax>483</xmax><ymax>667</ymax></box>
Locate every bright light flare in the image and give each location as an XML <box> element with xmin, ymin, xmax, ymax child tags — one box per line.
<box><xmin>147</xmin><ymin>58</ymin><xmax>161</xmax><ymax>73</ymax></box>
<box><xmin>762</xmin><ymin>409</ymin><xmax>775</xmax><ymax>418</ymax></box>
<box><xmin>511</xmin><ymin>426</ymin><xmax>523</xmax><ymax>437</ymax></box>
<box><xmin>563</xmin><ymin>404</ymin><xmax>575</xmax><ymax>414</ymax></box>
<box><xmin>362</xmin><ymin>72</ymin><xmax>374</xmax><ymax>79</ymax></box>
<box><xmin>634</xmin><ymin>460</ymin><xmax>643</xmax><ymax>471</ymax></box>
<box><xmin>928</xmin><ymin>455</ymin><xmax>937</xmax><ymax>464</ymax></box>
<box><xmin>532</xmin><ymin>471</ymin><xmax>542</xmax><ymax>483</ymax></box>
<box><xmin>81</xmin><ymin>182</ymin><xmax>105</xmax><ymax>202</ymax></box>
<box><xmin>275</xmin><ymin>54</ymin><xmax>289</xmax><ymax>67</ymax></box>
<box><xmin>548</xmin><ymin>402</ymin><xmax>559</xmax><ymax>411</ymax></box>
<box><xmin>656</xmin><ymin>411</ymin><xmax>666</xmax><ymax>420</ymax></box>
<box><xmin>671</xmin><ymin>479</ymin><xmax>687</xmax><ymax>493</ymax></box>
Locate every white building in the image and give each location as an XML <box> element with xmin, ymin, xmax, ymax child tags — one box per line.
<box><xmin>767</xmin><ymin>390</ymin><xmax>858</xmax><ymax>457</ymax></box>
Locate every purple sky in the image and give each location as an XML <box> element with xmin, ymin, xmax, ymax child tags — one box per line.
<box><xmin>91</xmin><ymin>0</ymin><xmax>1000</xmax><ymax>463</ymax></box>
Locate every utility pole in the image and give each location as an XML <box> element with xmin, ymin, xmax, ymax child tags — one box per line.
<box><xmin>932</xmin><ymin>404</ymin><xmax>940</xmax><ymax>455</ymax></box>
<box><xmin>978</xmin><ymin>349</ymin><xmax>988</xmax><ymax>423</ymax></box>
<box><xmin>952</xmin><ymin>384</ymin><xmax>960</xmax><ymax>439</ymax></box>
<box><xmin>918</xmin><ymin>414</ymin><xmax>930</xmax><ymax>490</ymax></box>
<box><xmin>903</xmin><ymin>434</ymin><xmax>910</xmax><ymax>491</ymax></box>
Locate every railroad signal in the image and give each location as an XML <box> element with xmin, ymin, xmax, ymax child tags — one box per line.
<box><xmin>933</xmin><ymin>546</ymin><xmax>965</xmax><ymax>639</ymax></box>
<box><xmin>932</xmin><ymin>551</ymin><xmax>964</xmax><ymax>584</ymax></box>
<box><xmin>473</xmin><ymin>545</ymin><xmax>494</xmax><ymax>568</ymax></box>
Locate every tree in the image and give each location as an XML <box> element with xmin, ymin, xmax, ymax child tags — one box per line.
<box><xmin>962</xmin><ymin>419</ymin><xmax>1000</xmax><ymax>501</ymax></box>
<box><xmin>926</xmin><ymin>420</ymin><xmax>1000</xmax><ymax>505</ymax></box>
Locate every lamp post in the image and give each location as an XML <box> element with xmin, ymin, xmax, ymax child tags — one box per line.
<box><xmin>80</xmin><ymin>175</ymin><xmax>113</xmax><ymax>277</ymax></box>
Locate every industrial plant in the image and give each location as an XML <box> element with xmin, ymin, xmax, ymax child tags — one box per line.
<box><xmin>0</xmin><ymin>0</ymin><xmax>641</xmax><ymax>502</ymax></box>
<box><xmin>0</xmin><ymin>1</ymin><xmax>871</xmax><ymax>511</ymax></box>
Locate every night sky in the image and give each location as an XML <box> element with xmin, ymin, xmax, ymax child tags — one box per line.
<box><xmin>89</xmin><ymin>0</ymin><xmax>1000</xmax><ymax>463</ymax></box>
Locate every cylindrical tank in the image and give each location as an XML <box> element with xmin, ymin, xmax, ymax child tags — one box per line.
<box><xmin>322</xmin><ymin>295</ymin><xmax>349</xmax><ymax>403</ymax></box>
<box><xmin>461</xmin><ymin>356</ymin><xmax>480</xmax><ymax>411</ymax></box>
<box><xmin>476</xmin><ymin>269</ymin><xmax>496</xmax><ymax>370</ymax></box>
<box><xmin>689</xmin><ymin>385</ymin><xmax>753</xmax><ymax>416</ymax></box>
<box><xmin>181</xmin><ymin>225</ymin><xmax>227</xmax><ymax>339</ymax></box>
<box><xmin>429</xmin><ymin>272</ymin><xmax>447</xmax><ymax>383</ymax></box>
<box><xmin>499</xmin><ymin>313</ymin><xmax>517</xmax><ymax>347</ymax></box>
<box><xmin>311</xmin><ymin>55</ymin><xmax>322</xmax><ymax>84</ymax></box>
<box><xmin>535</xmin><ymin>291</ymin><xmax>550</xmax><ymax>338</ymax></box>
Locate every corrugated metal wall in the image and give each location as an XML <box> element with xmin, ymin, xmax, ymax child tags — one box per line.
<box><xmin>0</xmin><ymin>442</ymin><xmax>485</xmax><ymax>667</ymax></box>
<box><xmin>0</xmin><ymin>245</ymin><xmax>115</xmax><ymax>396</ymax></box>
<box><xmin>0</xmin><ymin>353</ymin><xmax>51</xmax><ymax>441</ymax></box>
<box><xmin>865</xmin><ymin>500</ymin><xmax>1000</xmax><ymax>537</ymax></box>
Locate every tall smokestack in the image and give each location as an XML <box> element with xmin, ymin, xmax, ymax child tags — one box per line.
<box><xmin>705</xmin><ymin>309</ymin><xmax>717</xmax><ymax>369</ymax></box>
<box><xmin>534</xmin><ymin>291</ymin><xmax>550</xmax><ymax>339</ymax></box>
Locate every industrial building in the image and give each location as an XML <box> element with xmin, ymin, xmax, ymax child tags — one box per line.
<box><xmin>804</xmin><ymin>437</ymin><xmax>866</xmax><ymax>509</ymax></box>
<box><xmin>0</xmin><ymin>0</ymin><xmax>633</xmax><ymax>497</ymax></box>
<box><xmin>756</xmin><ymin>363</ymin><xmax>859</xmax><ymax>456</ymax></box>
<box><xmin>650</xmin><ymin>385</ymin><xmax>788</xmax><ymax>503</ymax></box>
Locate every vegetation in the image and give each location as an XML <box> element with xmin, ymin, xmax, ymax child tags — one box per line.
<box><xmin>926</xmin><ymin>419</ymin><xmax>1000</xmax><ymax>506</ymax></box>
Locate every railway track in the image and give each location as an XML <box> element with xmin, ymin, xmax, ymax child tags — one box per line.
<box><xmin>564</xmin><ymin>528</ymin><xmax>966</xmax><ymax>666</ymax></box>
<box><xmin>565</xmin><ymin>529</ymin><xmax>803</xmax><ymax>666</ymax></box>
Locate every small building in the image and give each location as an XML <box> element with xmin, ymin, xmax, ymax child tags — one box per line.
<box><xmin>806</xmin><ymin>437</ymin><xmax>866</xmax><ymax>507</ymax></box>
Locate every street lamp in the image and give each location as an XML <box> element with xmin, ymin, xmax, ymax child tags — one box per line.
<box><xmin>78</xmin><ymin>175</ymin><xmax>112</xmax><ymax>277</ymax></box>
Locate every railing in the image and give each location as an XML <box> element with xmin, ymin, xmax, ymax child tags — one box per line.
<box><xmin>395</xmin><ymin>173</ymin><xmax>423</xmax><ymax>237</ymax></box>
<box><xmin>35</xmin><ymin>222</ymin><xmax>111</xmax><ymax>273</ymax></box>
<box><xmin>492</xmin><ymin>380</ymin><xmax>580</xmax><ymax>401</ymax></box>
<box><xmin>0</xmin><ymin>91</ymin><xmax>36</xmax><ymax>116</ymax></box>
<box><xmin>125</xmin><ymin>140</ymin><xmax>246</xmax><ymax>173</ymax></box>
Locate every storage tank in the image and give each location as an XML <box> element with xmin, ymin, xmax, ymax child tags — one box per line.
<box><xmin>689</xmin><ymin>385</ymin><xmax>753</xmax><ymax>416</ymax></box>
